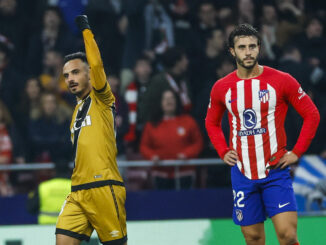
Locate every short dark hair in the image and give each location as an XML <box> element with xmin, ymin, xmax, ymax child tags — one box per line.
<box><xmin>63</xmin><ymin>52</ymin><xmax>88</xmax><ymax>65</ymax></box>
<box><xmin>161</xmin><ymin>47</ymin><xmax>185</xmax><ymax>70</ymax></box>
<box><xmin>228</xmin><ymin>24</ymin><xmax>261</xmax><ymax>48</ymax></box>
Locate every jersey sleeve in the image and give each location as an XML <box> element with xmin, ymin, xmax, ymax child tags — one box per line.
<box><xmin>205</xmin><ymin>81</ymin><xmax>230</xmax><ymax>159</ymax></box>
<box><xmin>283</xmin><ymin>74</ymin><xmax>320</xmax><ymax>157</ymax></box>
<box><xmin>82</xmin><ymin>29</ymin><xmax>114</xmax><ymax>107</ymax></box>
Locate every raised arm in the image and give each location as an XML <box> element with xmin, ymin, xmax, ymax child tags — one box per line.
<box><xmin>75</xmin><ymin>15</ymin><xmax>111</xmax><ymax>94</ymax></box>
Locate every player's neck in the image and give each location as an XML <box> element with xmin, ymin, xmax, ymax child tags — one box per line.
<box><xmin>236</xmin><ymin>64</ymin><xmax>263</xmax><ymax>79</ymax></box>
<box><xmin>77</xmin><ymin>89</ymin><xmax>91</xmax><ymax>102</ymax></box>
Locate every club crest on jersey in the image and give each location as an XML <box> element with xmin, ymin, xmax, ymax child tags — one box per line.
<box><xmin>236</xmin><ymin>209</ymin><xmax>243</xmax><ymax>222</ymax></box>
<box><xmin>259</xmin><ymin>89</ymin><xmax>269</xmax><ymax>103</ymax></box>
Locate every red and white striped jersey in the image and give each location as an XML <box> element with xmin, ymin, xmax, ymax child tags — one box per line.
<box><xmin>205</xmin><ymin>66</ymin><xmax>320</xmax><ymax>180</ymax></box>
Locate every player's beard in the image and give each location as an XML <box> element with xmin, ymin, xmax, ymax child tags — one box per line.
<box><xmin>236</xmin><ymin>55</ymin><xmax>258</xmax><ymax>70</ymax></box>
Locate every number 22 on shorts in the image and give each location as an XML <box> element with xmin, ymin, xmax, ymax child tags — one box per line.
<box><xmin>233</xmin><ymin>190</ymin><xmax>245</xmax><ymax>207</ymax></box>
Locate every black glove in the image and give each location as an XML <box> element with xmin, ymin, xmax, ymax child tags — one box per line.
<box><xmin>75</xmin><ymin>15</ymin><xmax>91</xmax><ymax>31</ymax></box>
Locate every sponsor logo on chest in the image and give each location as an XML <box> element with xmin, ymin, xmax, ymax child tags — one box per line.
<box><xmin>238</xmin><ymin>109</ymin><xmax>266</xmax><ymax>136</ymax></box>
<box><xmin>71</xmin><ymin>115</ymin><xmax>92</xmax><ymax>133</ymax></box>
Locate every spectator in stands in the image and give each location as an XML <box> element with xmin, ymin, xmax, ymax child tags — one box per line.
<box><xmin>25</xmin><ymin>6</ymin><xmax>77</xmax><ymax>76</ymax></box>
<box><xmin>275</xmin><ymin>0</ymin><xmax>305</xmax><ymax>47</ymax></box>
<box><xmin>297</xmin><ymin>16</ymin><xmax>325</xmax><ymax>60</ymax></box>
<box><xmin>28</xmin><ymin>92</ymin><xmax>70</xmax><ymax>164</ymax></box>
<box><xmin>11</xmin><ymin>78</ymin><xmax>44</xmax><ymax>193</ymax></box>
<box><xmin>236</xmin><ymin>0</ymin><xmax>256</xmax><ymax>26</ymax></box>
<box><xmin>39</xmin><ymin>49</ymin><xmax>74</xmax><ymax>106</ymax></box>
<box><xmin>143</xmin><ymin>0</ymin><xmax>175</xmax><ymax>60</ymax></box>
<box><xmin>0</xmin><ymin>33</ymin><xmax>24</xmax><ymax>117</ymax></box>
<box><xmin>31</xmin><ymin>0</ymin><xmax>87</xmax><ymax>35</ymax></box>
<box><xmin>140</xmin><ymin>89</ymin><xmax>203</xmax><ymax>189</ymax></box>
<box><xmin>190</xmin><ymin>28</ymin><xmax>226</xmax><ymax>97</ymax></box>
<box><xmin>161</xmin><ymin>0</ymin><xmax>195</xmax><ymax>48</ymax></box>
<box><xmin>124</xmin><ymin>57</ymin><xmax>153</xmax><ymax>190</ymax></box>
<box><xmin>27</xmin><ymin>158</ymin><xmax>71</xmax><ymax>224</ymax></box>
<box><xmin>216</xmin><ymin>5</ymin><xmax>234</xmax><ymax>30</ymax></box>
<box><xmin>278</xmin><ymin>45</ymin><xmax>311</xmax><ymax>90</ymax></box>
<box><xmin>295</xmin><ymin>17</ymin><xmax>326</xmax><ymax>92</ymax></box>
<box><xmin>15</xmin><ymin>78</ymin><xmax>43</xmax><ymax>148</ymax></box>
<box><xmin>259</xmin><ymin>3</ymin><xmax>279</xmax><ymax>66</ymax></box>
<box><xmin>0</xmin><ymin>0</ymin><xmax>29</xmax><ymax>69</ymax></box>
<box><xmin>0</xmin><ymin>100</ymin><xmax>25</xmax><ymax>196</ymax></box>
<box><xmin>120</xmin><ymin>0</ymin><xmax>148</xmax><ymax>90</ymax></box>
<box><xmin>187</xmin><ymin>0</ymin><xmax>218</xmax><ymax>59</ymax></box>
<box><xmin>124</xmin><ymin>56</ymin><xmax>153</xmax><ymax>155</ymax></box>
<box><xmin>86</xmin><ymin>0</ymin><xmax>127</xmax><ymax>74</ymax></box>
<box><xmin>107</xmin><ymin>74</ymin><xmax>129</xmax><ymax>156</ymax></box>
<box><xmin>224</xmin><ymin>23</ymin><xmax>236</xmax><ymax>43</ymax></box>
<box><xmin>142</xmin><ymin>47</ymin><xmax>191</xmax><ymax>124</ymax></box>
<box><xmin>196</xmin><ymin>1</ymin><xmax>218</xmax><ymax>38</ymax></box>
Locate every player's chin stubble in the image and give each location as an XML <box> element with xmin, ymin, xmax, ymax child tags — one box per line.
<box><xmin>236</xmin><ymin>56</ymin><xmax>258</xmax><ymax>70</ymax></box>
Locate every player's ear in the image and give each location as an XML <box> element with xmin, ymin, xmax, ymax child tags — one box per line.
<box><xmin>229</xmin><ymin>47</ymin><xmax>235</xmax><ymax>57</ymax></box>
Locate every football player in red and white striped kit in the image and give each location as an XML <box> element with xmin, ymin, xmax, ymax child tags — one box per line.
<box><xmin>206</xmin><ymin>24</ymin><xmax>320</xmax><ymax>245</ymax></box>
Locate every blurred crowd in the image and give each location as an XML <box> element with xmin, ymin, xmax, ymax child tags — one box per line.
<box><xmin>0</xmin><ymin>0</ymin><xmax>325</xmax><ymax>194</ymax></box>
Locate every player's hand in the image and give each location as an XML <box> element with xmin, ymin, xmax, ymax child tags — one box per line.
<box><xmin>276</xmin><ymin>151</ymin><xmax>299</xmax><ymax>169</ymax></box>
<box><xmin>223</xmin><ymin>150</ymin><xmax>238</xmax><ymax>166</ymax></box>
<box><xmin>75</xmin><ymin>15</ymin><xmax>91</xmax><ymax>31</ymax></box>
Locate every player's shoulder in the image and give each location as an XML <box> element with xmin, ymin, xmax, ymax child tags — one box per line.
<box><xmin>263</xmin><ymin>66</ymin><xmax>299</xmax><ymax>90</ymax></box>
<box><xmin>89</xmin><ymin>89</ymin><xmax>97</xmax><ymax>100</ymax></box>
<box><xmin>218</xmin><ymin>70</ymin><xmax>238</xmax><ymax>83</ymax></box>
<box><xmin>91</xmin><ymin>84</ymin><xmax>115</xmax><ymax>108</ymax></box>
<box><xmin>89</xmin><ymin>89</ymin><xmax>105</xmax><ymax>107</ymax></box>
<box><xmin>263</xmin><ymin>66</ymin><xmax>292</xmax><ymax>79</ymax></box>
<box><xmin>212</xmin><ymin>70</ymin><xmax>237</xmax><ymax>90</ymax></box>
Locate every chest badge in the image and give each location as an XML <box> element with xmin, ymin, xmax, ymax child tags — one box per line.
<box><xmin>259</xmin><ymin>89</ymin><xmax>270</xmax><ymax>103</ymax></box>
